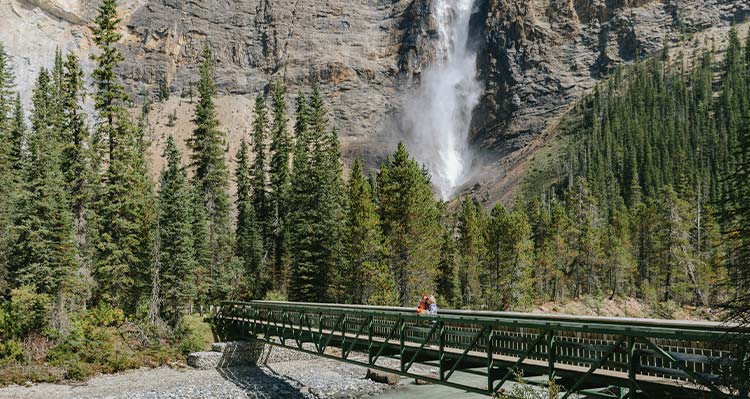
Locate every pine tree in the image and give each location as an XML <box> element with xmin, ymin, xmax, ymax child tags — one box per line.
<box><xmin>91</xmin><ymin>0</ymin><xmax>128</xmax><ymax>164</ymax></box>
<box><xmin>269</xmin><ymin>82</ymin><xmax>291</xmax><ymax>289</ymax></box>
<box><xmin>564</xmin><ymin>177</ymin><xmax>604</xmax><ymax>298</ymax></box>
<box><xmin>343</xmin><ymin>158</ymin><xmax>394</xmax><ymax>305</ymax></box>
<box><xmin>654</xmin><ymin>186</ymin><xmax>698</xmax><ymax>303</ymax></box>
<box><xmin>187</xmin><ymin>43</ymin><xmax>233</xmax><ymax>303</ymax></box>
<box><xmin>485</xmin><ymin>203</ymin><xmax>534</xmax><ymax>310</ymax></box>
<box><xmin>287</xmin><ymin>86</ymin><xmax>345</xmax><ymax>302</ymax></box>
<box><xmin>456</xmin><ymin>197</ymin><xmax>485</xmax><ymax>308</ymax></box>
<box><xmin>436</xmin><ymin>222</ymin><xmax>459</xmax><ymax>307</ymax></box>
<box><xmin>0</xmin><ymin>43</ymin><xmax>16</xmax><ymax>134</ymax></box>
<box><xmin>251</xmin><ymin>94</ymin><xmax>271</xmax><ymax>253</ymax></box>
<box><xmin>235</xmin><ymin>140</ymin><xmax>263</xmax><ymax>298</ymax></box>
<box><xmin>10</xmin><ymin>69</ymin><xmax>77</xmax><ymax>295</ymax></box>
<box><xmin>91</xmin><ymin>0</ymin><xmax>156</xmax><ymax>310</ymax></box>
<box><xmin>157</xmin><ymin>136</ymin><xmax>197</xmax><ymax>324</ymax></box>
<box><xmin>376</xmin><ymin>142</ymin><xmax>441</xmax><ymax>306</ymax></box>
<box><xmin>9</xmin><ymin>94</ymin><xmax>26</xmax><ymax>172</ymax></box>
<box><xmin>0</xmin><ymin>43</ymin><xmax>16</xmax><ymax>295</ymax></box>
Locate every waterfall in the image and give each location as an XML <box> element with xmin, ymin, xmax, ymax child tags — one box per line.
<box><xmin>402</xmin><ymin>0</ymin><xmax>482</xmax><ymax>200</ymax></box>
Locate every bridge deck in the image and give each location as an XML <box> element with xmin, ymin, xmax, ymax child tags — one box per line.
<box><xmin>213</xmin><ymin>301</ymin><xmax>749</xmax><ymax>398</ymax></box>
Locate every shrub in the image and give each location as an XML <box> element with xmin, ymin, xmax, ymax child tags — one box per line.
<box><xmin>0</xmin><ymin>340</ymin><xmax>24</xmax><ymax>367</ymax></box>
<box><xmin>175</xmin><ymin>315</ymin><xmax>212</xmax><ymax>355</ymax></box>
<box><xmin>652</xmin><ymin>300</ymin><xmax>679</xmax><ymax>319</ymax></box>
<box><xmin>0</xmin><ymin>286</ymin><xmax>51</xmax><ymax>339</ymax></box>
<box><xmin>495</xmin><ymin>372</ymin><xmax>561</xmax><ymax>399</ymax></box>
<box><xmin>263</xmin><ymin>290</ymin><xmax>287</xmax><ymax>302</ymax></box>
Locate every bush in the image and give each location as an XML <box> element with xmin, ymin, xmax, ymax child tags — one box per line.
<box><xmin>263</xmin><ymin>290</ymin><xmax>287</xmax><ymax>302</ymax></box>
<box><xmin>0</xmin><ymin>340</ymin><xmax>24</xmax><ymax>367</ymax></box>
<box><xmin>495</xmin><ymin>372</ymin><xmax>561</xmax><ymax>399</ymax></box>
<box><xmin>175</xmin><ymin>315</ymin><xmax>212</xmax><ymax>355</ymax></box>
<box><xmin>652</xmin><ymin>300</ymin><xmax>679</xmax><ymax>319</ymax></box>
<box><xmin>0</xmin><ymin>286</ymin><xmax>51</xmax><ymax>339</ymax></box>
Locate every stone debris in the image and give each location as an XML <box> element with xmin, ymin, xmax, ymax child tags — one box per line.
<box><xmin>187</xmin><ymin>351</ymin><xmax>223</xmax><ymax>370</ymax></box>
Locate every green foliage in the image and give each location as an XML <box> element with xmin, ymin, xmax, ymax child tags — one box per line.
<box><xmin>342</xmin><ymin>159</ymin><xmax>395</xmax><ymax>305</ymax></box>
<box><xmin>0</xmin><ymin>287</ymin><xmax>51</xmax><ymax>340</ymax></box>
<box><xmin>376</xmin><ymin>142</ymin><xmax>441</xmax><ymax>306</ymax></box>
<box><xmin>157</xmin><ymin>136</ymin><xmax>197</xmax><ymax>324</ymax></box>
<box><xmin>494</xmin><ymin>373</ymin><xmax>561</xmax><ymax>399</ymax></box>
<box><xmin>235</xmin><ymin>139</ymin><xmax>264</xmax><ymax>298</ymax></box>
<box><xmin>89</xmin><ymin>0</ymin><xmax>156</xmax><ymax>312</ymax></box>
<box><xmin>158</xmin><ymin>77</ymin><xmax>170</xmax><ymax>102</ymax></box>
<box><xmin>174</xmin><ymin>315</ymin><xmax>212</xmax><ymax>355</ymax></box>
<box><xmin>456</xmin><ymin>197</ymin><xmax>485</xmax><ymax>308</ymax></box>
<box><xmin>269</xmin><ymin>82</ymin><xmax>291</xmax><ymax>291</ymax></box>
<box><xmin>187</xmin><ymin>43</ymin><xmax>234</xmax><ymax>303</ymax></box>
<box><xmin>166</xmin><ymin>110</ymin><xmax>176</xmax><ymax>127</ymax></box>
<box><xmin>263</xmin><ymin>290</ymin><xmax>287</xmax><ymax>301</ymax></box>
<box><xmin>0</xmin><ymin>341</ymin><xmax>24</xmax><ymax>367</ymax></box>
<box><xmin>252</xmin><ymin>94</ymin><xmax>271</xmax><ymax>252</ymax></box>
<box><xmin>485</xmin><ymin>203</ymin><xmax>534</xmax><ymax>310</ymax></box>
<box><xmin>288</xmin><ymin>86</ymin><xmax>345</xmax><ymax>302</ymax></box>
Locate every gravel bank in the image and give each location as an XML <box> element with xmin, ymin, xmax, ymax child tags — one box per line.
<box><xmin>0</xmin><ymin>354</ymin><xmax>437</xmax><ymax>399</ymax></box>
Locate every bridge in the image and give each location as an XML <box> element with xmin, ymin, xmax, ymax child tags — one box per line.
<box><xmin>212</xmin><ymin>300</ymin><xmax>749</xmax><ymax>398</ymax></box>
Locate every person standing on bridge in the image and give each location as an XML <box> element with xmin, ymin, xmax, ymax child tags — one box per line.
<box><xmin>417</xmin><ymin>295</ymin><xmax>438</xmax><ymax>315</ymax></box>
<box><xmin>426</xmin><ymin>295</ymin><xmax>438</xmax><ymax>315</ymax></box>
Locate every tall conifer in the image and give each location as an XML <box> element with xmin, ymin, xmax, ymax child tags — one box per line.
<box><xmin>157</xmin><ymin>136</ymin><xmax>197</xmax><ymax>323</ymax></box>
<box><xmin>187</xmin><ymin>44</ymin><xmax>233</xmax><ymax>302</ymax></box>
<box><xmin>376</xmin><ymin>142</ymin><xmax>441</xmax><ymax>306</ymax></box>
<box><xmin>236</xmin><ymin>140</ymin><xmax>264</xmax><ymax>297</ymax></box>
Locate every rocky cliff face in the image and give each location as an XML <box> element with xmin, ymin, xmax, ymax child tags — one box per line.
<box><xmin>1</xmin><ymin>0</ymin><xmax>748</xmax><ymax>202</ymax></box>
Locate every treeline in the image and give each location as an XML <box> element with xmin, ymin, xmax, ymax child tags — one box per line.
<box><xmin>526</xmin><ymin>27</ymin><xmax>750</xmax><ymax>320</ymax></box>
<box><xmin>3</xmin><ymin>1</ymin><xmax>750</xmax><ymax>345</ymax></box>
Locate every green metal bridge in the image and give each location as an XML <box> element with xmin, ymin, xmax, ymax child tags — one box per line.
<box><xmin>213</xmin><ymin>300</ymin><xmax>749</xmax><ymax>398</ymax></box>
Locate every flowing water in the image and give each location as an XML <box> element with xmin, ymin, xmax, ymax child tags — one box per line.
<box><xmin>402</xmin><ymin>0</ymin><xmax>482</xmax><ymax>199</ymax></box>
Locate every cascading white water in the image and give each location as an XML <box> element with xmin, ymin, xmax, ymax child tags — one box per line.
<box><xmin>402</xmin><ymin>0</ymin><xmax>482</xmax><ymax>199</ymax></box>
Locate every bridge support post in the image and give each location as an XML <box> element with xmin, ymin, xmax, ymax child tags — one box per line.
<box><xmin>399</xmin><ymin>319</ymin><xmax>406</xmax><ymax>372</ymax></box>
<box><xmin>487</xmin><ymin>330</ymin><xmax>495</xmax><ymax>394</ymax></box>
<box><xmin>367</xmin><ymin>316</ymin><xmax>374</xmax><ymax>365</ymax></box>
<box><xmin>627</xmin><ymin>336</ymin><xmax>638</xmax><ymax>399</ymax></box>
<box><xmin>548</xmin><ymin>330</ymin><xmax>556</xmax><ymax>382</ymax></box>
<box><xmin>439</xmin><ymin>323</ymin><xmax>446</xmax><ymax>382</ymax></box>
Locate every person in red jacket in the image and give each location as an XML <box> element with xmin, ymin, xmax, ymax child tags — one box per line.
<box><xmin>417</xmin><ymin>294</ymin><xmax>429</xmax><ymax>314</ymax></box>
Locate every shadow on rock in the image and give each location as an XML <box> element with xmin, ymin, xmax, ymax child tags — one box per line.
<box><xmin>217</xmin><ymin>366</ymin><xmax>308</xmax><ymax>399</ymax></box>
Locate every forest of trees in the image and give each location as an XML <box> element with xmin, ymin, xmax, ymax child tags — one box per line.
<box><xmin>0</xmin><ymin>0</ymin><xmax>750</xmax><ymax>385</ymax></box>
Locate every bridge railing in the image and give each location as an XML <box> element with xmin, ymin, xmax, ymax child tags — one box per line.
<box><xmin>213</xmin><ymin>300</ymin><xmax>749</xmax><ymax>398</ymax></box>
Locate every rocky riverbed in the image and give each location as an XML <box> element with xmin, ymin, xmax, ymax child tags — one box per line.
<box><xmin>0</xmin><ymin>355</ymin><xmax>437</xmax><ymax>399</ymax></box>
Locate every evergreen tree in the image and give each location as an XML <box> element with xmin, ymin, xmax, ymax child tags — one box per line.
<box><xmin>251</xmin><ymin>94</ymin><xmax>271</xmax><ymax>253</ymax></box>
<box><xmin>724</xmin><ymin>114</ymin><xmax>750</xmax><ymax>323</ymax></box>
<box><xmin>456</xmin><ymin>197</ymin><xmax>485</xmax><ymax>308</ymax></box>
<box><xmin>9</xmin><ymin>94</ymin><xmax>26</xmax><ymax>171</ymax></box>
<box><xmin>187</xmin><ymin>43</ymin><xmax>234</xmax><ymax>303</ymax></box>
<box><xmin>436</xmin><ymin>222</ymin><xmax>459</xmax><ymax>307</ymax></box>
<box><xmin>0</xmin><ymin>43</ymin><xmax>16</xmax><ymax>295</ymax></box>
<box><xmin>343</xmin><ymin>158</ymin><xmax>394</xmax><ymax>305</ymax></box>
<box><xmin>235</xmin><ymin>140</ymin><xmax>264</xmax><ymax>298</ymax></box>
<box><xmin>269</xmin><ymin>82</ymin><xmax>291</xmax><ymax>289</ymax></box>
<box><xmin>563</xmin><ymin>177</ymin><xmax>604</xmax><ymax>298</ymax></box>
<box><xmin>90</xmin><ymin>0</ymin><xmax>156</xmax><ymax>310</ymax></box>
<box><xmin>10</xmin><ymin>70</ymin><xmax>77</xmax><ymax>295</ymax></box>
<box><xmin>485</xmin><ymin>203</ymin><xmax>534</xmax><ymax>310</ymax></box>
<box><xmin>376</xmin><ymin>142</ymin><xmax>441</xmax><ymax>306</ymax></box>
<box><xmin>287</xmin><ymin>86</ymin><xmax>345</xmax><ymax>302</ymax></box>
<box><xmin>91</xmin><ymin>0</ymin><xmax>128</xmax><ymax>164</ymax></box>
<box><xmin>156</xmin><ymin>136</ymin><xmax>196</xmax><ymax>324</ymax></box>
<box><xmin>0</xmin><ymin>43</ymin><xmax>16</xmax><ymax>134</ymax></box>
